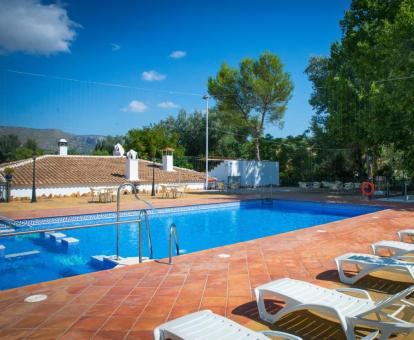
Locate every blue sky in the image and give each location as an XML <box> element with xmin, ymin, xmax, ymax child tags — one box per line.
<box><xmin>0</xmin><ymin>0</ymin><xmax>350</xmax><ymax>138</ymax></box>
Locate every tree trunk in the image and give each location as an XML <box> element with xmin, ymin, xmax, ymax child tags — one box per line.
<box><xmin>254</xmin><ymin>136</ymin><xmax>261</xmax><ymax>161</ymax></box>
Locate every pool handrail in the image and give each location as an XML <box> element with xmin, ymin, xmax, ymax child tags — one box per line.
<box><xmin>116</xmin><ymin>182</ymin><xmax>153</xmax><ymax>260</ymax></box>
<box><xmin>139</xmin><ymin>209</ymin><xmax>153</xmax><ymax>260</ymax></box>
<box><xmin>169</xmin><ymin>223</ymin><xmax>180</xmax><ymax>264</ymax></box>
<box><xmin>0</xmin><ymin>218</ymin><xmax>143</xmax><ymax>237</ymax></box>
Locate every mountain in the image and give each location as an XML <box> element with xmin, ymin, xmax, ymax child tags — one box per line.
<box><xmin>0</xmin><ymin>126</ymin><xmax>104</xmax><ymax>154</ymax></box>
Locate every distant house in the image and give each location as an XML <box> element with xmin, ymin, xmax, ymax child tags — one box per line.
<box><xmin>0</xmin><ymin>142</ymin><xmax>205</xmax><ymax>199</ymax></box>
<box><xmin>209</xmin><ymin>159</ymin><xmax>279</xmax><ymax>187</ymax></box>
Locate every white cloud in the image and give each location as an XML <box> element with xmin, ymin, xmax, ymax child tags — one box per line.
<box><xmin>169</xmin><ymin>50</ymin><xmax>187</xmax><ymax>59</ymax></box>
<box><xmin>0</xmin><ymin>0</ymin><xmax>79</xmax><ymax>55</ymax></box>
<box><xmin>111</xmin><ymin>43</ymin><xmax>120</xmax><ymax>51</ymax></box>
<box><xmin>141</xmin><ymin>70</ymin><xmax>166</xmax><ymax>81</ymax></box>
<box><xmin>158</xmin><ymin>101</ymin><xmax>180</xmax><ymax>109</ymax></box>
<box><xmin>122</xmin><ymin>100</ymin><xmax>147</xmax><ymax>113</ymax></box>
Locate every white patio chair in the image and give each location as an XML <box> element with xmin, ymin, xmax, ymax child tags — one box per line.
<box><xmin>330</xmin><ymin>181</ymin><xmax>343</xmax><ymax>191</ymax></box>
<box><xmin>344</xmin><ymin>182</ymin><xmax>354</xmax><ymax>191</ymax></box>
<box><xmin>154</xmin><ymin>309</ymin><xmax>303</xmax><ymax>340</ymax></box>
<box><xmin>298</xmin><ymin>182</ymin><xmax>309</xmax><ymax>191</ymax></box>
<box><xmin>335</xmin><ymin>252</ymin><xmax>414</xmax><ymax>284</ymax></box>
<box><xmin>89</xmin><ymin>188</ymin><xmax>100</xmax><ymax>203</ymax></box>
<box><xmin>398</xmin><ymin>229</ymin><xmax>414</xmax><ymax>243</ymax></box>
<box><xmin>312</xmin><ymin>182</ymin><xmax>321</xmax><ymax>190</ymax></box>
<box><xmin>321</xmin><ymin>181</ymin><xmax>331</xmax><ymax>187</ymax></box>
<box><xmin>159</xmin><ymin>185</ymin><xmax>172</xmax><ymax>198</ymax></box>
<box><xmin>174</xmin><ymin>185</ymin><xmax>186</xmax><ymax>198</ymax></box>
<box><xmin>372</xmin><ymin>240</ymin><xmax>414</xmax><ymax>257</ymax></box>
<box><xmin>255</xmin><ymin>278</ymin><xmax>413</xmax><ymax>340</ymax></box>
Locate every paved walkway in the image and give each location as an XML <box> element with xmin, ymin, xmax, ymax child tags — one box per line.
<box><xmin>0</xmin><ymin>204</ymin><xmax>413</xmax><ymax>339</ymax></box>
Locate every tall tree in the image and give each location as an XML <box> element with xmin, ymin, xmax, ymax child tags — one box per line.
<box><xmin>306</xmin><ymin>0</ymin><xmax>414</xmax><ymax>175</ymax></box>
<box><xmin>0</xmin><ymin>134</ymin><xmax>20</xmax><ymax>163</ymax></box>
<box><xmin>208</xmin><ymin>51</ymin><xmax>294</xmax><ymax>160</ymax></box>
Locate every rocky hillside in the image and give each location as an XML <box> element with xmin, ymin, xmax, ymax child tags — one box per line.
<box><xmin>0</xmin><ymin>126</ymin><xmax>103</xmax><ymax>154</ymax></box>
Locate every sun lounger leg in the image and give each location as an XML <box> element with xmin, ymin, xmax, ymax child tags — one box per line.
<box><xmin>255</xmin><ymin>288</ymin><xmax>277</xmax><ymax>323</ymax></box>
<box><xmin>336</xmin><ymin>259</ymin><xmax>372</xmax><ymax>284</ymax></box>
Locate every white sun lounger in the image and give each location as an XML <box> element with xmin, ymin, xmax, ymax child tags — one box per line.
<box><xmin>335</xmin><ymin>253</ymin><xmax>414</xmax><ymax>284</ymax></box>
<box><xmin>372</xmin><ymin>240</ymin><xmax>414</xmax><ymax>257</ymax></box>
<box><xmin>153</xmin><ymin>309</ymin><xmax>302</xmax><ymax>339</ymax></box>
<box><xmin>255</xmin><ymin>278</ymin><xmax>414</xmax><ymax>340</ymax></box>
<box><xmin>398</xmin><ymin>229</ymin><xmax>414</xmax><ymax>243</ymax></box>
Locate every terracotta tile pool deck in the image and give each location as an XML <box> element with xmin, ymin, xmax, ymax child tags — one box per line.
<box><xmin>1</xmin><ymin>196</ymin><xmax>414</xmax><ymax>339</ymax></box>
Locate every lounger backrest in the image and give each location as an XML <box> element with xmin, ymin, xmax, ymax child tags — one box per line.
<box><xmin>347</xmin><ymin>254</ymin><xmax>404</xmax><ymax>265</ymax></box>
<box><xmin>361</xmin><ymin>285</ymin><xmax>414</xmax><ymax>316</ymax></box>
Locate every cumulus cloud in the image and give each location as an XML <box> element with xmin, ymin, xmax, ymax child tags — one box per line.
<box><xmin>169</xmin><ymin>50</ymin><xmax>187</xmax><ymax>59</ymax></box>
<box><xmin>111</xmin><ymin>43</ymin><xmax>120</xmax><ymax>51</ymax></box>
<box><xmin>122</xmin><ymin>100</ymin><xmax>147</xmax><ymax>113</ymax></box>
<box><xmin>141</xmin><ymin>70</ymin><xmax>166</xmax><ymax>81</ymax></box>
<box><xmin>0</xmin><ymin>0</ymin><xmax>79</xmax><ymax>55</ymax></box>
<box><xmin>158</xmin><ymin>101</ymin><xmax>180</xmax><ymax>109</ymax></box>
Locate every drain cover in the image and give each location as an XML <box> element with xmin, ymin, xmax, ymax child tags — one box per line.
<box><xmin>316</xmin><ymin>229</ymin><xmax>327</xmax><ymax>233</ymax></box>
<box><xmin>24</xmin><ymin>294</ymin><xmax>48</xmax><ymax>303</ymax></box>
<box><xmin>217</xmin><ymin>253</ymin><xmax>231</xmax><ymax>258</ymax></box>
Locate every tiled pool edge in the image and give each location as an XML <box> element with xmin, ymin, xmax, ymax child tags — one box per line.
<box><xmin>16</xmin><ymin>198</ymin><xmax>385</xmax><ymax>228</ymax></box>
<box><xmin>0</xmin><ymin>207</ymin><xmax>413</xmax><ymax>340</ymax></box>
<box><xmin>0</xmin><ymin>205</ymin><xmax>390</xmax><ymax>295</ymax></box>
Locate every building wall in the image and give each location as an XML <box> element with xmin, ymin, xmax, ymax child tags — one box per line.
<box><xmin>209</xmin><ymin>160</ymin><xmax>279</xmax><ymax>187</ymax></box>
<box><xmin>10</xmin><ymin>182</ymin><xmax>204</xmax><ymax>199</ymax></box>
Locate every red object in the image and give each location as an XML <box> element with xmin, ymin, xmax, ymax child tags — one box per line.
<box><xmin>361</xmin><ymin>181</ymin><xmax>375</xmax><ymax>196</ymax></box>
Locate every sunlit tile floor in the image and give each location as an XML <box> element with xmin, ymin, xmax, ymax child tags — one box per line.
<box><xmin>1</xmin><ymin>204</ymin><xmax>414</xmax><ymax>339</ymax></box>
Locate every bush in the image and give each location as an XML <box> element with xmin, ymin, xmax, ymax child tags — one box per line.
<box><xmin>4</xmin><ymin>167</ymin><xmax>14</xmax><ymax>176</ymax></box>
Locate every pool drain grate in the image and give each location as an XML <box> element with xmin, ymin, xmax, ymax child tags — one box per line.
<box><xmin>24</xmin><ymin>294</ymin><xmax>48</xmax><ymax>303</ymax></box>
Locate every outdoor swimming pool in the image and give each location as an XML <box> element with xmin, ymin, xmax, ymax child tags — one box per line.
<box><xmin>0</xmin><ymin>199</ymin><xmax>383</xmax><ymax>290</ymax></box>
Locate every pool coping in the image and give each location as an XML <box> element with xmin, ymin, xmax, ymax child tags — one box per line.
<box><xmin>0</xmin><ymin>205</ymin><xmax>411</xmax><ymax>339</ymax></box>
<box><xmin>0</xmin><ymin>200</ymin><xmax>389</xmax><ymax>293</ymax></box>
<box><xmin>0</xmin><ymin>207</ymin><xmax>389</xmax><ymax>295</ymax></box>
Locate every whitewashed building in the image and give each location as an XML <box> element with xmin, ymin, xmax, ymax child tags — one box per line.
<box><xmin>209</xmin><ymin>160</ymin><xmax>279</xmax><ymax>187</ymax></box>
<box><xmin>0</xmin><ymin>142</ymin><xmax>205</xmax><ymax>199</ymax></box>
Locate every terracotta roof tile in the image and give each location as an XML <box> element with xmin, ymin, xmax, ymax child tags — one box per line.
<box><xmin>0</xmin><ymin>156</ymin><xmax>205</xmax><ymax>187</ymax></box>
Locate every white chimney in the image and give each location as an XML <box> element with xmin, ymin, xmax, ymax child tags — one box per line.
<box><xmin>58</xmin><ymin>139</ymin><xmax>68</xmax><ymax>156</ymax></box>
<box><xmin>161</xmin><ymin>147</ymin><xmax>175</xmax><ymax>172</ymax></box>
<box><xmin>113</xmin><ymin>143</ymin><xmax>125</xmax><ymax>156</ymax></box>
<box><xmin>125</xmin><ymin>149</ymin><xmax>139</xmax><ymax>181</ymax></box>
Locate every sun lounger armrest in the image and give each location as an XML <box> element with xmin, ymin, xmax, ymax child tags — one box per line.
<box><xmin>360</xmin><ymin>331</ymin><xmax>379</xmax><ymax>340</ymax></box>
<box><xmin>334</xmin><ymin>287</ymin><xmax>373</xmax><ymax>301</ymax></box>
<box><xmin>394</xmin><ymin>255</ymin><xmax>414</xmax><ymax>260</ymax></box>
<box><xmin>260</xmin><ymin>330</ymin><xmax>303</xmax><ymax>340</ymax></box>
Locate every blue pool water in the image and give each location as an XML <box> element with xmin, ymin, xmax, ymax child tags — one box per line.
<box><xmin>0</xmin><ymin>199</ymin><xmax>383</xmax><ymax>290</ymax></box>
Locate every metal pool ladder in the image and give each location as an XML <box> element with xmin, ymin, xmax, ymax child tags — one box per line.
<box><xmin>169</xmin><ymin>223</ymin><xmax>180</xmax><ymax>264</ymax></box>
<box><xmin>138</xmin><ymin>209</ymin><xmax>153</xmax><ymax>262</ymax></box>
<box><xmin>116</xmin><ymin>182</ymin><xmax>154</xmax><ymax>262</ymax></box>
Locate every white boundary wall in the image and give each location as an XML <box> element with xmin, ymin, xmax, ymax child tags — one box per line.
<box><xmin>11</xmin><ymin>182</ymin><xmax>204</xmax><ymax>199</ymax></box>
<box><xmin>210</xmin><ymin>160</ymin><xmax>279</xmax><ymax>187</ymax></box>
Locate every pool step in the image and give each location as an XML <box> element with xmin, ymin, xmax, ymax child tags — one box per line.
<box><xmin>40</xmin><ymin>232</ymin><xmax>80</xmax><ymax>253</ymax></box>
<box><xmin>113</xmin><ymin>257</ymin><xmax>152</xmax><ymax>268</ymax></box>
<box><xmin>90</xmin><ymin>255</ymin><xmax>151</xmax><ymax>269</ymax></box>
<box><xmin>4</xmin><ymin>250</ymin><xmax>41</xmax><ymax>260</ymax></box>
<box><xmin>0</xmin><ymin>228</ymin><xmax>16</xmax><ymax>234</ymax></box>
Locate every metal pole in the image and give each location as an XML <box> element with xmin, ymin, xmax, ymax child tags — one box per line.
<box><xmin>169</xmin><ymin>225</ymin><xmax>173</xmax><ymax>265</ymax></box>
<box><xmin>169</xmin><ymin>223</ymin><xmax>180</xmax><ymax>265</ymax></box>
<box><xmin>145</xmin><ymin>211</ymin><xmax>153</xmax><ymax>258</ymax></box>
<box><xmin>116</xmin><ymin>185</ymin><xmax>122</xmax><ymax>259</ymax></box>
<box><xmin>31</xmin><ymin>155</ymin><xmax>37</xmax><ymax>203</ymax></box>
<box><xmin>203</xmin><ymin>95</ymin><xmax>209</xmax><ymax>190</ymax></box>
<box><xmin>151</xmin><ymin>158</ymin><xmax>156</xmax><ymax>196</ymax></box>
<box><xmin>138</xmin><ymin>219</ymin><xmax>142</xmax><ymax>263</ymax></box>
